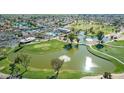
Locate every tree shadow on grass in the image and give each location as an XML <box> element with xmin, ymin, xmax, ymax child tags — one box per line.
<box><xmin>14</xmin><ymin>46</ymin><xmax>24</xmax><ymax>53</ymax></box>
<box><xmin>95</xmin><ymin>44</ymin><xmax>104</xmax><ymax>49</ymax></box>
<box><xmin>0</xmin><ymin>56</ymin><xmax>6</xmax><ymax>61</ymax></box>
<box><xmin>46</xmin><ymin>72</ymin><xmax>59</xmax><ymax>79</ymax></box>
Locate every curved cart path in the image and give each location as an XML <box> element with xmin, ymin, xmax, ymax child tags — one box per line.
<box><xmin>89</xmin><ymin>46</ymin><xmax>124</xmax><ymax>64</ymax></box>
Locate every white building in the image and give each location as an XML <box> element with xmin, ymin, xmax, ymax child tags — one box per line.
<box><xmin>20</xmin><ymin>37</ymin><xmax>36</xmax><ymax>43</ymax></box>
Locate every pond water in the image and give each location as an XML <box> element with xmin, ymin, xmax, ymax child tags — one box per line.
<box><xmin>26</xmin><ymin>45</ymin><xmax>116</xmax><ymax>73</ymax></box>
<box><xmin>78</xmin><ymin>31</ymin><xmax>111</xmax><ymax>44</ymax></box>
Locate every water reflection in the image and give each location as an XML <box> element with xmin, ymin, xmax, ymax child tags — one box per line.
<box><xmin>85</xmin><ymin>56</ymin><xmax>98</xmax><ymax>71</ymax></box>
<box><xmin>59</xmin><ymin>55</ymin><xmax>71</xmax><ymax>62</ymax></box>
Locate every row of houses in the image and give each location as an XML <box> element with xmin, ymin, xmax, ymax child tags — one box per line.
<box><xmin>19</xmin><ymin>28</ymin><xmax>71</xmax><ymax>44</ymax></box>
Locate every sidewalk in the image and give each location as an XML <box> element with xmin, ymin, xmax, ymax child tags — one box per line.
<box><xmin>81</xmin><ymin>73</ymin><xmax>124</xmax><ymax>79</ymax></box>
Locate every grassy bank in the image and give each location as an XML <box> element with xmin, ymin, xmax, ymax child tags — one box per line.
<box><xmin>107</xmin><ymin>40</ymin><xmax>124</xmax><ymax>46</ymax></box>
<box><xmin>87</xmin><ymin>45</ymin><xmax>124</xmax><ymax>73</ymax></box>
<box><xmin>96</xmin><ymin>40</ymin><xmax>124</xmax><ymax>62</ymax></box>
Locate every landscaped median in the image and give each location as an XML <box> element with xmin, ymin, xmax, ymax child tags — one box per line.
<box><xmin>87</xmin><ymin>45</ymin><xmax>124</xmax><ymax>73</ymax></box>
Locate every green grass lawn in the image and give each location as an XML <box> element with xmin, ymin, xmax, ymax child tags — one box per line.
<box><xmin>107</xmin><ymin>40</ymin><xmax>124</xmax><ymax>46</ymax></box>
<box><xmin>18</xmin><ymin>40</ymin><xmax>66</xmax><ymax>54</ymax></box>
<box><xmin>99</xmin><ymin>40</ymin><xmax>124</xmax><ymax>62</ymax></box>
<box><xmin>7</xmin><ymin>39</ymin><xmax>67</xmax><ymax>65</ymax></box>
<box><xmin>0</xmin><ymin>47</ymin><xmax>12</xmax><ymax>54</ymax></box>
<box><xmin>67</xmin><ymin>20</ymin><xmax>115</xmax><ymax>35</ymax></box>
<box><xmin>0</xmin><ymin>47</ymin><xmax>10</xmax><ymax>52</ymax></box>
<box><xmin>23</xmin><ymin>70</ymin><xmax>85</xmax><ymax>79</ymax></box>
<box><xmin>6</xmin><ymin>39</ymin><xmax>68</xmax><ymax>70</ymax></box>
<box><xmin>88</xmin><ymin>40</ymin><xmax>124</xmax><ymax>73</ymax></box>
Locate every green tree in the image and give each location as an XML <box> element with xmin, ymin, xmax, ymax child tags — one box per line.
<box><xmin>70</xmin><ymin>27</ymin><xmax>75</xmax><ymax>32</ymax></box>
<box><xmin>102</xmin><ymin>72</ymin><xmax>112</xmax><ymax>79</ymax></box>
<box><xmin>75</xmin><ymin>37</ymin><xmax>80</xmax><ymax>48</ymax></box>
<box><xmin>51</xmin><ymin>58</ymin><xmax>63</xmax><ymax>72</ymax></box>
<box><xmin>68</xmin><ymin>33</ymin><xmax>75</xmax><ymax>44</ymax></box>
<box><xmin>89</xmin><ymin>27</ymin><xmax>93</xmax><ymax>33</ymax></box>
<box><xmin>96</xmin><ymin>31</ymin><xmax>104</xmax><ymax>44</ymax></box>
<box><xmin>49</xmin><ymin>58</ymin><xmax>64</xmax><ymax>79</ymax></box>
<box><xmin>8</xmin><ymin>54</ymin><xmax>30</xmax><ymax>79</ymax></box>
